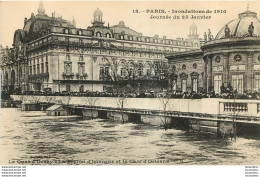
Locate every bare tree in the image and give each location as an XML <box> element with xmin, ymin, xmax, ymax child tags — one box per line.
<box><xmin>116</xmin><ymin>97</ymin><xmax>127</xmax><ymax>123</ymax></box>
<box><xmin>85</xmin><ymin>97</ymin><xmax>98</xmax><ymax>118</ymax></box>
<box><xmin>160</xmin><ymin>97</ymin><xmax>171</xmax><ymax>130</ymax></box>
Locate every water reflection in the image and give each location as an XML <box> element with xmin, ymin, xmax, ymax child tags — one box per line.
<box><xmin>0</xmin><ymin>108</ymin><xmax>259</xmax><ymax>165</ymax></box>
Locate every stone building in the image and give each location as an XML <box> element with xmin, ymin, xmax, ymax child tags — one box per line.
<box><xmin>166</xmin><ymin>8</ymin><xmax>260</xmax><ymax>94</ymax></box>
<box><xmin>0</xmin><ymin>2</ymin><xmax>200</xmax><ymax>93</ymax></box>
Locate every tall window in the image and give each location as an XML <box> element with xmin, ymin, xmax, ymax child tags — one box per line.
<box><xmin>138</xmin><ymin>63</ymin><xmax>143</xmax><ymax>77</ymax></box>
<box><xmin>29</xmin><ymin>66</ymin><xmax>32</xmax><ymax>75</ymax></box>
<box><xmin>214</xmin><ymin>75</ymin><xmax>222</xmax><ymax>94</ymax></box>
<box><xmin>120</xmin><ymin>68</ymin><xmax>124</xmax><ymax>76</ymax></box>
<box><xmin>33</xmin><ymin>65</ymin><xmax>36</xmax><ymax>75</ymax></box>
<box><xmin>105</xmin><ymin>67</ymin><xmax>109</xmax><ymax>76</ymax></box>
<box><xmin>182</xmin><ymin>79</ymin><xmax>187</xmax><ymax>92</ymax></box>
<box><xmin>146</xmin><ymin>69</ymin><xmax>151</xmax><ymax>77</ymax></box>
<box><xmin>65</xmin><ymin>64</ymin><xmax>72</xmax><ymax>74</ymax></box>
<box><xmin>37</xmin><ymin>64</ymin><xmax>40</xmax><ymax>74</ymax></box>
<box><xmin>41</xmin><ymin>63</ymin><xmax>44</xmax><ymax>73</ymax></box>
<box><xmin>232</xmin><ymin>74</ymin><xmax>243</xmax><ymax>93</ymax></box>
<box><xmin>100</xmin><ymin>67</ymin><xmax>104</xmax><ymax>76</ymax></box>
<box><xmin>78</xmin><ymin>64</ymin><xmax>85</xmax><ymax>75</ymax></box>
<box><xmin>255</xmin><ymin>75</ymin><xmax>260</xmax><ymax>91</ymax></box>
<box><xmin>192</xmin><ymin>78</ymin><xmax>198</xmax><ymax>92</ymax></box>
<box><xmin>172</xmin><ymin>79</ymin><xmax>177</xmax><ymax>91</ymax></box>
<box><xmin>45</xmin><ymin>62</ymin><xmax>48</xmax><ymax>73</ymax></box>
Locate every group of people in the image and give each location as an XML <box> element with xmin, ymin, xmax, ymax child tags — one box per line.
<box><xmin>4</xmin><ymin>87</ymin><xmax>260</xmax><ymax>100</ymax></box>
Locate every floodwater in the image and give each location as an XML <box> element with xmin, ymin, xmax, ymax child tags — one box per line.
<box><xmin>0</xmin><ymin>108</ymin><xmax>259</xmax><ymax>165</ymax></box>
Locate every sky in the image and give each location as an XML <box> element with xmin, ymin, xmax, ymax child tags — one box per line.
<box><xmin>0</xmin><ymin>1</ymin><xmax>260</xmax><ymax>47</ymax></box>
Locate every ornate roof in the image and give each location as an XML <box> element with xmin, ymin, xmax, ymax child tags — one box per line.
<box><xmin>93</xmin><ymin>8</ymin><xmax>103</xmax><ymax>17</ymax></box>
<box><xmin>215</xmin><ymin>10</ymin><xmax>260</xmax><ymax>39</ymax></box>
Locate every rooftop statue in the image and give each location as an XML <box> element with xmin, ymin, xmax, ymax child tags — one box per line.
<box><xmin>204</xmin><ymin>32</ymin><xmax>207</xmax><ymax>41</ymax></box>
<box><xmin>224</xmin><ymin>25</ymin><xmax>230</xmax><ymax>38</ymax></box>
<box><xmin>248</xmin><ymin>22</ymin><xmax>254</xmax><ymax>37</ymax></box>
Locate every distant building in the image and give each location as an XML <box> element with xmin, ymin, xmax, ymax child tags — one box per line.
<box><xmin>166</xmin><ymin>8</ymin><xmax>260</xmax><ymax>94</ymax></box>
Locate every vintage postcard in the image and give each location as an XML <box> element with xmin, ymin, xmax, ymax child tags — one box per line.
<box><xmin>0</xmin><ymin>1</ymin><xmax>260</xmax><ymax>172</ymax></box>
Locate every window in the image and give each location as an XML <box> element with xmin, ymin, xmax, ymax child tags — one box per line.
<box><xmin>232</xmin><ymin>74</ymin><xmax>243</xmax><ymax>93</ymax></box>
<box><xmin>65</xmin><ymin>64</ymin><xmax>72</xmax><ymax>74</ymax></box>
<box><xmin>37</xmin><ymin>64</ymin><xmax>40</xmax><ymax>74</ymax></box>
<box><xmin>33</xmin><ymin>65</ymin><xmax>36</xmax><ymax>75</ymax></box>
<box><xmin>105</xmin><ymin>67</ymin><xmax>109</xmax><ymax>76</ymax></box>
<box><xmin>182</xmin><ymin>79</ymin><xmax>187</xmax><ymax>92</ymax></box>
<box><xmin>66</xmin><ymin>54</ymin><xmax>70</xmax><ymax>61</ymax></box>
<box><xmin>41</xmin><ymin>63</ymin><xmax>44</xmax><ymax>73</ymax></box>
<box><xmin>214</xmin><ymin>75</ymin><xmax>222</xmax><ymax>94</ymax></box>
<box><xmin>120</xmin><ymin>68</ymin><xmax>124</xmax><ymax>76</ymax></box>
<box><xmin>29</xmin><ymin>66</ymin><xmax>32</xmax><ymax>75</ymax></box>
<box><xmin>120</xmin><ymin>35</ymin><xmax>124</xmax><ymax>40</ymax></box>
<box><xmin>255</xmin><ymin>75</ymin><xmax>260</xmax><ymax>91</ymax></box>
<box><xmin>45</xmin><ymin>62</ymin><xmax>48</xmax><ymax>73</ymax></box>
<box><xmin>106</xmin><ymin>33</ymin><xmax>111</xmax><ymax>38</ymax></box>
<box><xmin>78</xmin><ymin>64</ymin><xmax>85</xmax><ymax>75</ymax></box>
<box><xmin>100</xmin><ymin>67</ymin><xmax>104</xmax><ymax>76</ymax></box>
<box><xmin>79</xmin><ymin>85</ymin><xmax>84</xmax><ymax>92</ymax></box>
<box><xmin>66</xmin><ymin>84</ymin><xmax>71</xmax><ymax>92</ymax></box>
<box><xmin>78</xmin><ymin>30</ymin><xmax>83</xmax><ymax>35</ymax></box>
<box><xmin>96</xmin><ymin>32</ymin><xmax>101</xmax><ymax>37</ymax></box>
<box><xmin>129</xmin><ymin>68</ymin><xmax>133</xmax><ymax>77</ymax></box>
<box><xmin>172</xmin><ymin>79</ymin><xmax>177</xmax><ymax>90</ymax></box>
<box><xmin>138</xmin><ymin>68</ymin><xmax>142</xmax><ymax>76</ymax></box>
<box><xmin>192</xmin><ymin>78</ymin><xmax>198</xmax><ymax>92</ymax></box>
<box><xmin>146</xmin><ymin>69</ymin><xmax>151</xmax><ymax>77</ymax></box>
<box><xmin>79</xmin><ymin>55</ymin><xmax>83</xmax><ymax>61</ymax></box>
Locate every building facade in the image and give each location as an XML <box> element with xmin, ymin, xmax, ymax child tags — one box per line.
<box><xmin>0</xmin><ymin>2</ymin><xmax>200</xmax><ymax>93</ymax></box>
<box><xmin>166</xmin><ymin>9</ymin><xmax>260</xmax><ymax>94</ymax></box>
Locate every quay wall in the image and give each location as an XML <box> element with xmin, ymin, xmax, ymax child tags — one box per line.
<box><xmin>10</xmin><ymin>95</ymin><xmax>260</xmax><ymax>116</ymax></box>
<box><xmin>11</xmin><ymin>95</ymin><xmax>220</xmax><ymax>114</ymax></box>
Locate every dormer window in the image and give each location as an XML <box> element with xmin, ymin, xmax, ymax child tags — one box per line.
<box><xmin>129</xmin><ymin>36</ymin><xmax>133</xmax><ymax>40</ymax></box>
<box><xmin>106</xmin><ymin>33</ymin><xmax>111</xmax><ymax>38</ymax></box>
<box><xmin>120</xmin><ymin>35</ymin><xmax>124</xmax><ymax>40</ymax></box>
<box><xmin>64</xmin><ymin>29</ymin><xmax>69</xmax><ymax>34</ymax></box>
<box><xmin>96</xmin><ymin>32</ymin><xmax>102</xmax><ymax>37</ymax></box>
<box><xmin>78</xmin><ymin>30</ymin><xmax>83</xmax><ymax>35</ymax></box>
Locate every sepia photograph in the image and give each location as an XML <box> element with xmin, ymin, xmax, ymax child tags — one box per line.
<box><xmin>0</xmin><ymin>1</ymin><xmax>259</xmax><ymax>174</ymax></box>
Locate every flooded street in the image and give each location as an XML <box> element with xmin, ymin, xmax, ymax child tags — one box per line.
<box><xmin>1</xmin><ymin>108</ymin><xmax>260</xmax><ymax>165</ymax></box>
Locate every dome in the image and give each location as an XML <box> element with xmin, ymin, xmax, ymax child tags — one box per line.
<box><xmin>215</xmin><ymin>10</ymin><xmax>260</xmax><ymax>39</ymax></box>
<box><xmin>94</xmin><ymin>8</ymin><xmax>103</xmax><ymax>17</ymax></box>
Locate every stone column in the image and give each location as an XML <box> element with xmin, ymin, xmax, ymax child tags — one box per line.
<box><xmin>203</xmin><ymin>56</ymin><xmax>208</xmax><ymax>92</ymax></box>
<box><xmin>207</xmin><ymin>55</ymin><xmax>213</xmax><ymax>92</ymax></box>
<box><xmin>247</xmin><ymin>52</ymin><xmax>254</xmax><ymax>92</ymax></box>
<box><xmin>223</xmin><ymin>52</ymin><xmax>229</xmax><ymax>86</ymax></box>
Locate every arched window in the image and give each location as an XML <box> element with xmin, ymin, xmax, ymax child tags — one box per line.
<box><xmin>96</xmin><ymin>32</ymin><xmax>101</xmax><ymax>37</ymax></box>
<box><xmin>138</xmin><ymin>63</ymin><xmax>143</xmax><ymax>77</ymax></box>
<box><xmin>64</xmin><ymin>29</ymin><xmax>69</xmax><ymax>34</ymax></box>
<box><xmin>106</xmin><ymin>33</ymin><xmax>111</xmax><ymax>38</ymax></box>
<box><xmin>120</xmin><ymin>35</ymin><xmax>124</xmax><ymax>40</ymax></box>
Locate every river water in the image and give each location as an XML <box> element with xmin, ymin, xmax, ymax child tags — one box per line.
<box><xmin>0</xmin><ymin>108</ymin><xmax>259</xmax><ymax>165</ymax></box>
